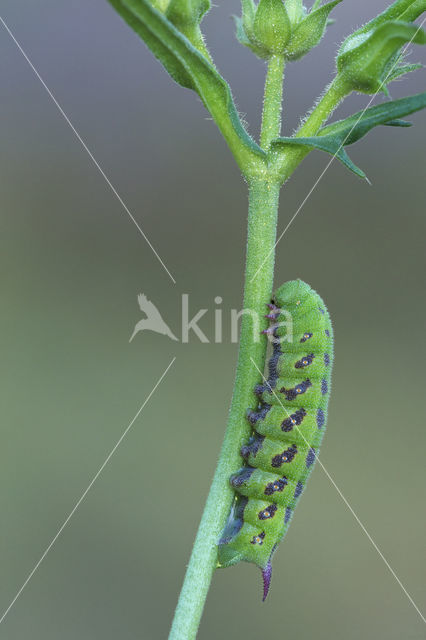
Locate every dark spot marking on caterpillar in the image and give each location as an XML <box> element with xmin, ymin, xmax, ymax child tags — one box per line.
<box><xmin>264</xmin><ymin>476</ymin><xmax>288</xmax><ymax>496</ymax></box>
<box><xmin>268</xmin><ymin>341</ymin><xmax>283</xmax><ymax>388</ymax></box>
<box><xmin>247</xmin><ymin>404</ymin><xmax>271</xmax><ymax>426</ymax></box>
<box><xmin>258</xmin><ymin>503</ymin><xmax>278</xmax><ymax>520</ymax></box>
<box><xmin>254</xmin><ymin>383</ymin><xmax>267</xmax><ymax>396</ymax></box>
<box><xmin>318</xmin><ymin>307</ymin><xmax>325</xmax><ymax>315</ymax></box>
<box><xmin>281</xmin><ymin>408</ymin><xmax>307</xmax><ymax>432</ymax></box>
<box><xmin>306</xmin><ymin>447</ymin><xmax>316</xmax><ymax>468</ymax></box>
<box><xmin>321</xmin><ymin>379</ymin><xmax>328</xmax><ymax>395</ymax></box>
<box><xmin>280</xmin><ymin>379</ymin><xmax>312</xmax><ymax>401</ymax></box>
<box><xmin>230</xmin><ymin>467</ymin><xmax>254</xmax><ymax>488</ymax></box>
<box><xmin>284</xmin><ymin>507</ymin><xmax>292</xmax><ymax>524</ymax></box>
<box><xmin>300</xmin><ymin>332</ymin><xmax>313</xmax><ymax>343</ymax></box>
<box><xmin>317</xmin><ymin>408</ymin><xmax>325</xmax><ymax>428</ymax></box>
<box><xmin>271</xmin><ymin>444</ymin><xmax>298</xmax><ymax>468</ymax></box>
<box><xmin>254</xmin><ymin>379</ymin><xmax>276</xmax><ymax>395</ymax></box>
<box><xmin>241</xmin><ymin>435</ymin><xmax>265</xmax><ymax>460</ymax></box>
<box><xmin>295</xmin><ymin>354</ymin><xmax>315</xmax><ymax>369</ymax></box>
<box><xmin>324</xmin><ymin>353</ymin><xmax>330</xmax><ymax>367</ymax></box>
<box><xmin>250</xmin><ymin>531</ymin><xmax>266</xmax><ymax>545</ymax></box>
<box><xmin>325</xmin><ymin>329</ymin><xmax>330</xmax><ymax>337</ymax></box>
<box><xmin>294</xmin><ymin>481</ymin><xmax>303</xmax><ymax>499</ymax></box>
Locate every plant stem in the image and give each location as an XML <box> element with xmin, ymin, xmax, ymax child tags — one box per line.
<box><xmin>169</xmin><ymin>178</ymin><xmax>280</xmax><ymax>639</ymax></box>
<box><xmin>260</xmin><ymin>54</ymin><xmax>286</xmax><ymax>149</ymax></box>
<box><xmin>273</xmin><ymin>75</ymin><xmax>350</xmax><ymax>181</ymax></box>
<box><xmin>169</xmin><ymin>54</ymin><xmax>286</xmax><ymax>637</ymax></box>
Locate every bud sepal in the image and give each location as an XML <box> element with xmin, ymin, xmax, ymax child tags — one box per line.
<box><xmin>252</xmin><ymin>0</ymin><xmax>292</xmax><ymax>55</ymax></box>
<box><xmin>285</xmin><ymin>0</ymin><xmax>343</xmax><ymax>60</ymax></box>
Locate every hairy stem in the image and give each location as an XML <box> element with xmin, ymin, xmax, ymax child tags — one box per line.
<box><xmin>274</xmin><ymin>75</ymin><xmax>350</xmax><ymax>181</ymax></box>
<box><xmin>260</xmin><ymin>54</ymin><xmax>286</xmax><ymax>149</ymax></box>
<box><xmin>168</xmin><ymin>178</ymin><xmax>280</xmax><ymax>639</ymax></box>
<box><xmin>169</xmin><ymin>55</ymin><xmax>286</xmax><ymax>637</ymax></box>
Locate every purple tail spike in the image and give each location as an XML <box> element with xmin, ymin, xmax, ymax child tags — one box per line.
<box><xmin>266</xmin><ymin>303</ymin><xmax>279</xmax><ymax>311</ymax></box>
<box><xmin>264</xmin><ymin>313</ymin><xmax>277</xmax><ymax>320</ymax></box>
<box><xmin>261</xmin><ymin>562</ymin><xmax>272</xmax><ymax>601</ymax></box>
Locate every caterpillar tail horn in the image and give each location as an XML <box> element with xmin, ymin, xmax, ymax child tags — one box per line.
<box><xmin>262</xmin><ymin>561</ymin><xmax>273</xmax><ymax>601</ymax></box>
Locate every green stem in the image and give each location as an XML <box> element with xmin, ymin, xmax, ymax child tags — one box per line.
<box><xmin>260</xmin><ymin>54</ymin><xmax>286</xmax><ymax>149</ymax></box>
<box><xmin>168</xmin><ymin>179</ymin><xmax>280</xmax><ymax>640</ymax></box>
<box><xmin>273</xmin><ymin>75</ymin><xmax>350</xmax><ymax>182</ymax></box>
<box><xmin>169</xmin><ymin>55</ymin><xmax>287</xmax><ymax>637</ymax></box>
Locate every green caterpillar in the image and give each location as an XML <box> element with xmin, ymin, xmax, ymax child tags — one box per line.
<box><xmin>218</xmin><ymin>280</ymin><xmax>333</xmax><ymax>599</ymax></box>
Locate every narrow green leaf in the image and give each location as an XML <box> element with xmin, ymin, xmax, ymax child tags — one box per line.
<box><xmin>385</xmin><ymin>118</ymin><xmax>413</xmax><ymax>126</ymax></box>
<box><xmin>352</xmin><ymin>0</ymin><xmax>426</xmax><ymax>36</ymax></box>
<box><xmin>271</xmin><ymin>92</ymin><xmax>426</xmax><ymax>178</ymax></box>
<box><xmin>386</xmin><ymin>61</ymin><xmax>423</xmax><ymax>82</ymax></box>
<box><xmin>108</xmin><ymin>0</ymin><xmax>266</xmax><ymax>172</ymax></box>
<box><xmin>109</xmin><ymin>0</ymin><xmax>194</xmax><ymax>88</ymax></box>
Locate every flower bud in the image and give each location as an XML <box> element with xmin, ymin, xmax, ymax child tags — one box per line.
<box><xmin>337</xmin><ymin>21</ymin><xmax>426</xmax><ymax>94</ymax></box>
<box><xmin>253</xmin><ymin>0</ymin><xmax>292</xmax><ymax>55</ymax></box>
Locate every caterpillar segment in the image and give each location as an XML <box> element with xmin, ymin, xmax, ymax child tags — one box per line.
<box><xmin>218</xmin><ymin>280</ymin><xmax>334</xmax><ymax>599</ymax></box>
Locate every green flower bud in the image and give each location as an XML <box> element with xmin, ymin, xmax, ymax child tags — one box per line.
<box><xmin>337</xmin><ymin>20</ymin><xmax>426</xmax><ymax>94</ymax></box>
<box><xmin>253</xmin><ymin>0</ymin><xmax>292</xmax><ymax>55</ymax></box>
<box><xmin>285</xmin><ymin>0</ymin><xmax>342</xmax><ymax>60</ymax></box>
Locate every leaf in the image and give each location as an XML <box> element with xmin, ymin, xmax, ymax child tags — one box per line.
<box><xmin>352</xmin><ymin>0</ymin><xmax>426</xmax><ymax>36</ymax></box>
<box><xmin>108</xmin><ymin>0</ymin><xmax>266</xmax><ymax>170</ymax></box>
<box><xmin>271</xmin><ymin>92</ymin><xmax>426</xmax><ymax>178</ymax></box>
<box><xmin>386</xmin><ymin>61</ymin><xmax>423</xmax><ymax>82</ymax></box>
<box><xmin>109</xmin><ymin>0</ymin><xmax>194</xmax><ymax>88</ymax></box>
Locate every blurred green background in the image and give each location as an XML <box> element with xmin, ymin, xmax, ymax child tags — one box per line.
<box><xmin>0</xmin><ymin>1</ymin><xmax>425</xmax><ymax>638</ymax></box>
